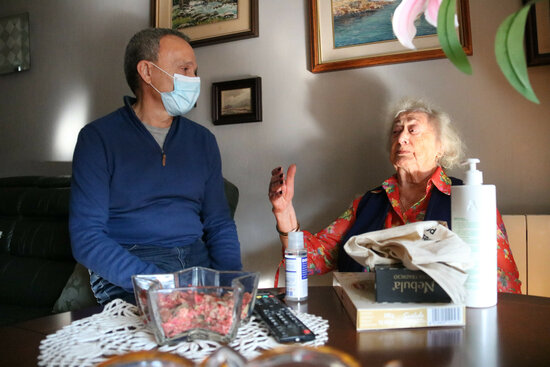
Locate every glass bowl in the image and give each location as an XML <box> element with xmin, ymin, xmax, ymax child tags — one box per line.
<box><xmin>97</xmin><ymin>351</ymin><xmax>194</xmax><ymax>367</ymax></box>
<box><xmin>247</xmin><ymin>346</ymin><xmax>361</xmax><ymax>367</ymax></box>
<box><xmin>199</xmin><ymin>346</ymin><xmax>361</xmax><ymax>367</ymax></box>
<box><xmin>132</xmin><ymin>267</ymin><xmax>259</xmax><ymax>345</ymax></box>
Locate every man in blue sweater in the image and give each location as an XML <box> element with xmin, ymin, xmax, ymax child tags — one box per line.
<box><xmin>69</xmin><ymin>28</ymin><xmax>242</xmax><ymax>305</ymax></box>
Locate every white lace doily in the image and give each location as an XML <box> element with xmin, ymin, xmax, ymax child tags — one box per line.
<box><xmin>38</xmin><ymin>299</ymin><xmax>329</xmax><ymax>366</ymax></box>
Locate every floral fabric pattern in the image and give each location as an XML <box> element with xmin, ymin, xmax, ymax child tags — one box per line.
<box><xmin>300</xmin><ymin>167</ymin><xmax>522</xmax><ymax>294</ymax></box>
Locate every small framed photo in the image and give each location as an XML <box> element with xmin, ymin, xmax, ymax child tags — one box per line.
<box><xmin>212</xmin><ymin>77</ymin><xmax>262</xmax><ymax>125</ymax></box>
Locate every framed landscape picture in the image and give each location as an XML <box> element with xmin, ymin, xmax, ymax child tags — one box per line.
<box><xmin>211</xmin><ymin>77</ymin><xmax>262</xmax><ymax>125</ymax></box>
<box><xmin>151</xmin><ymin>0</ymin><xmax>259</xmax><ymax>47</ymax></box>
<box><xmin>309</xmin><ymin>0</ymin><xmax>473</xmax><ymax>73</ymax></box>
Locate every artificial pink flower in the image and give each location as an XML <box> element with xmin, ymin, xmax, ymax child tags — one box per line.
<box><xmin>392</xmin><ymin>0</ymin><xmax>442</xmax><ymax>49</ymax></box>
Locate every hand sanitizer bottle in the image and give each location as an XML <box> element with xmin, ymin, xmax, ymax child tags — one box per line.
<box><xmin>285</xmin><ymin>231</ymin><xmax>308</xmax><ymax>301</ymax></box>
<box><xmin>451</xmin><ymin>158</ymin><xmax>497</xmax><ymax>307</ymax></box>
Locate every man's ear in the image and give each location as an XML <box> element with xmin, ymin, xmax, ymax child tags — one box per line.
<box><xmin>136</xmin><ymin>60</ymin><xmax>153</xmax><ymax>85</ymax></box>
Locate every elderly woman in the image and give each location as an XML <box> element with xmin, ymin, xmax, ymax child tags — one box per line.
<box><xmin>268</xmin><ymin>98</ymin><xmax>521</xmax><ymax>293</ymax></box>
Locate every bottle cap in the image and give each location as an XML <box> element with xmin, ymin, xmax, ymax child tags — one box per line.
<box><xmin>463</xmin><ymin>158</ymin><xmax>483</xmax><ymax>185</ymax></box>
<box><xmin>287</xmin><ymin>231</ymin><xmax>304</xmax><ymax>250</ymax></box>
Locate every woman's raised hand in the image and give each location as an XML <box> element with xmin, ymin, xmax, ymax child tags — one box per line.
<box><xmin>268</xmin><ymin>164</ymin><xmax>297</xmax><ymax>217</ymax></box>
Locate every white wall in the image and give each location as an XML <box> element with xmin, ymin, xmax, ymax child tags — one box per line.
<box><xmin>1</xmin><ymin>0</ymin><xmax>549</xmax><ymax>286</ymax></box>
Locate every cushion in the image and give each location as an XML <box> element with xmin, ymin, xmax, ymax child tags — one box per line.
<box><xmin>52</xmin><ymin>263</ymin><xmax>98</xmax><ymax>313</ymax></box>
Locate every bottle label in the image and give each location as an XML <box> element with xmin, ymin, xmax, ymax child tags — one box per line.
<box><xmin>285</xmin><ymin>255</ymin><xmax>308</xmax><ymax>300</ymax></box>
<box><xmin>453</xmin><ymin>217</ymin><xmax>496</xmax><ymax>302</ymax></box>
<box><xmin>451</xmin><ymin>185</ymin><xmax>497</xmax><ymax>307</ymax></box>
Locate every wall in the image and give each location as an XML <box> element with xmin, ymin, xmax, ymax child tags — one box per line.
<box><xmin>1</xmin><ymin>0</ymin><xmax>549</xmax><ymax>286</ymax></box>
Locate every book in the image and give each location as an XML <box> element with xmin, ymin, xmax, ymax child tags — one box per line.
<box><xmin>374</xmin><ymin>264</ymin><xmax>451</xmax><ymax>303</ymax></box>
<box><xmin>332</xmin><ymin>272</ymin><xmax>465</xmax><ymax>331</ymax></box>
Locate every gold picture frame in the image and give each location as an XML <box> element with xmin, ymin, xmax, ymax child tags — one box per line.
<box><xmin>151</xmin><ymin>0</ymin><xmax>258</xmax><ymax>47</ymax></box>
<box><xmin>308</xmin><ymin>0</ymin><xmax>473</xmax><ymax>73</ymax></box>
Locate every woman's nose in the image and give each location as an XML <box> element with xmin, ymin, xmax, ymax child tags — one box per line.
<box><xmin>398</xmin><ymin>130</ymin><xmax>409</xmax><ymax>144</ymax></box>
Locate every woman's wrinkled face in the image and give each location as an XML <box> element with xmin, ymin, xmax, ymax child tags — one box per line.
<box><xmin>390</xmin><ymin>111</ymin><xmax>442</xmax><ymax>173</ymax></box>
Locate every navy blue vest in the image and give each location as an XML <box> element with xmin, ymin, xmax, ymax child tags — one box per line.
<box><xmin>337</xmin><ymin>177</ymin><xmax>463</xmax><ymax>272</ymax></box>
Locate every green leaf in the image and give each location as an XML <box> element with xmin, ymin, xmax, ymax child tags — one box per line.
<box><xmin>495</xmin><ymin>0</ymin><xmax>541</xmax><ymax>104</ymax></box>
<box><xmin>438</xmin><ymin>0</ymin><xmax>472</xmax><ymax>74</ymax></box>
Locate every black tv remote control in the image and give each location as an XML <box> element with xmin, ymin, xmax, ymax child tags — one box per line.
<box><xmin>253</xmin><ymin>291</ymin><xmax>315</xmax><ymax>343</ymax></box>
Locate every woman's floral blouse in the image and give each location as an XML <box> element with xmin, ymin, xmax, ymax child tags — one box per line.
<box><xmin>300</xmin><ymin>166</ymin><xmax>522</xmax><ymax>294</ymax></box>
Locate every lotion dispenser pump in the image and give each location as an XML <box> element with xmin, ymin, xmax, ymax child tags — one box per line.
<box><xmin>464</xmin><ymin>158</ymin><xmax>483</xmax><ymax>185</ymax></box>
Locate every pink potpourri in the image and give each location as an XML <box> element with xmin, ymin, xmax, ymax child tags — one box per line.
<box><xmin>156</xmin><ymin>290</ymin><xmax>253</xmax><ymax>338</ymax></box>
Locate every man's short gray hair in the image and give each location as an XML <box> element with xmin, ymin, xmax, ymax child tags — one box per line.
<box><xmin>388</xmin><ymin>97</ymin><xmax>465</xmax><ymax>169</ymax></box>
<box><xmin>124</xmin><ymin>28</ymin><xmax>190</xmax><ymax>96</ymax></box>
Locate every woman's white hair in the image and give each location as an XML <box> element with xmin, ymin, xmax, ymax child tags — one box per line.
<box><xmin>388</xmin><ymin>97</ymin><xmax>465</xmax><ymax>169</ymax></box>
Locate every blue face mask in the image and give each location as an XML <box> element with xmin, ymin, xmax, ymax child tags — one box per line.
<box><xmin>149</xmin><ymin>62</ymin><xmax>200</xmax><ymax>116</ymax></box>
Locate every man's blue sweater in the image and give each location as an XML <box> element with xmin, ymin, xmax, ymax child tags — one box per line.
<box><xmin>69</xmin><ymin>97</ymin><xmax>242</xmax><ymax>291</ymax></box>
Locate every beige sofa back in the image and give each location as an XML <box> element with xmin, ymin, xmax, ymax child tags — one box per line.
<box><xmin>503</xmin><ymin>215</ymin><xmax>550</xmax><ymax>297</ymax></box>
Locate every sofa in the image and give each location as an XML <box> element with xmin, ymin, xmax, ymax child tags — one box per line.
<box><xmin>0</xmin><ymin>176</ymin><xmax>96</xmax><ymax>326</ymax></box>
<box><xmin>0</xmin><ymin>175</ymin><xmax>239</xmax><ymax>326</ymax></box>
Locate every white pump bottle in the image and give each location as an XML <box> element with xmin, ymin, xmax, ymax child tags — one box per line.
<box><xmin>451</xmin><ymin>158</ymin><xmax>497</xmax><ymax>308</ymax></box>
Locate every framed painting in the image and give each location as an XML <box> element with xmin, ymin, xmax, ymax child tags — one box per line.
<box><xmin>524</xmin><ymin>0</ymin><xmax>550</xmax><ymax>66</ymax></box>
<box><xmin>0</xmin><ymin>13</ymin><xmax>30</xmax><ymax>75</ymax></box>
<box><xmin>151</xmin><ymin>0</ymin><xmax>259</xmax><ymax>47</ymax></box>
<box><xmin>309</xmin><ymin>0</ymin><xmax>473</xmax><ymax>73</ymax></box>
<box><xmin>211</xmin><ymin>77</ymin><xmax>262</xmax><ymax>125</ymax></box>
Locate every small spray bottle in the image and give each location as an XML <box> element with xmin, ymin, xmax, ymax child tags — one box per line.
<box><xmin>285</xmin><ymin>231</ymin><xmax>308</xmax><ymax>301</ymax></box>
<box><xmin>451</xmin><ymin>158</ymin><xmax>497</xmax><ymax>307</ymax></box>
